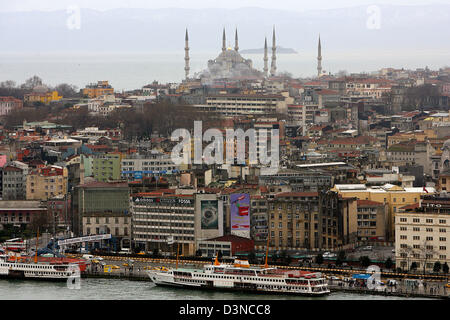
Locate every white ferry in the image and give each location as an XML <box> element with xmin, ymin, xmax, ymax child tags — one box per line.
<box><xmin>147</xmin><ymin>258</ymin><xmax>330</xmax><ymax>296</ymax></box>
<box><xmin>0</xmin><ymin>253</ymin><xmax>81</xmax><ymax>282</ymax></box>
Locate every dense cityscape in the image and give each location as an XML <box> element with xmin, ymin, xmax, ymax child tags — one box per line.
<box><xmin>0</xmin><ymin>5</ymin><xmax>449</xmax><ymax>304</ymax></box>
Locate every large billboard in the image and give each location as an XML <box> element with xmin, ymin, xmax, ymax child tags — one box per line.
<box><xmin>200</xmin><ymin>200</ymin><xmax>219</xmax><ymax>230</ymax></box>
<box><xmin>230</xmin><ymin>193</ymin><xmax>250</xmax><ymax>238</ymax></box>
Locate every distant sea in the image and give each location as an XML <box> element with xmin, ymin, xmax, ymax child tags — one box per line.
<box><xmin>0</xmin><ymin>49</ymin><xmax>449</xmax><ymax>91</ymax></box>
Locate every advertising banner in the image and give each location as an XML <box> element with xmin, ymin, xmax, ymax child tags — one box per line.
<box><xmin>200</xmin><ymin>200</ymin><xmax>219</xmax><ymax>230</ymax></box>
<box><xmin>230</xmin><ymin>193</ymin><xmax>250</xmax><ymax>237</ymax></box>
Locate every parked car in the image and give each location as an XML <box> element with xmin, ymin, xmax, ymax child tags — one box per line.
<box><xmin>119</xmin><ymin>248</ymin><xmax>132</xmax><ymax>255</ymax></box>
<box><xmin>362</xmin><ymin>246</ymin><xmax>373</xmax><ymax>251</ymax></box>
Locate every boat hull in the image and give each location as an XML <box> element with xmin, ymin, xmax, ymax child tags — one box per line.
<box><xmin>0</xmin><ymin>273</ymin><xmax>74</xmax><ymax>282</ymax></box>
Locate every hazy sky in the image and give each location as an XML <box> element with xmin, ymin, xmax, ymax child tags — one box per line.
<box><xmin>1</xmin><ymin>0</ymin><xmax>449</xmax><ymax>12</ymax></box>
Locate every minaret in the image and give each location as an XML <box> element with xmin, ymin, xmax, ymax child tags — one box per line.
<box><xmin>234</xmin><ymin>28</ymin><xmax>239</xmax><ymax>52</ymax></box>
<box><xmin>184</xmin><ymin>28</ymin><xmax>190</xmax><ymax>80</ymax></box>
<box><xmin>263</xmin><ymin>37</ymin><xmax>268</xmax><ymax>77</ymax></box>
<box><xmin>270</xmin><ymin>26</ymin><xmax>277</xmax><ymax>77</ymax></box>
<box><xmin>317</xmin><ymin>34</ymin><xmax>322</xmax><ymax>78</ymax></box>
<box><xmin>222</xmin><ymin>28</ymin><xmax>226</xmax><ymax>53</ymax></box>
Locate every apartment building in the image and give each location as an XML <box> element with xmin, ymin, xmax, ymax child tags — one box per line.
<box><xmin>332</xmin><ymin>183</ymin><xmax>434</xmax><ymax>241</ymax></box>
<box><xmin>194</xmin><ymin>93</ymin><xmax>288</xmax><ymax>116</ymax></box>
<box><xmin>1</xmin><ymin>163</ymin><xmax>28</xmax><ymax>200</ymax></box>
<box><xmin>250</xmin><ymin>195</ymin><xmax>268</xmax><ymax>245</ymax></box>
<box><xmin>92</xmin><ymin>153</ymin><xmax>122</xmax><ymax>182</ymax></box>
<box><xmin>395</xmin><ymin>194</ymin><xmax>449</xmax><ymax>272</ymax></box>
<box><xmin>121</xmin><ymin>151</ymin><xmax>179</xmax><ymax>181</ymax></box>
<box><xmin>82</xmin><ymin>80</ymin><xmax>114</xmax><ymax>98</ymax></box>
<box><xmin>356</xmin><ymin>200</ymin><xmax>389</xmax><ymax>241</ymax></box>
<box><xmin>26</xmin><ymin>165</ymin><xmax>68</xmax><ymax>201</ymax></box>
<box><xmin>267</xmin><ymin>192</ymin><xmax>320</xmax><ymax>250</ymax></box>
<box><xmin>0</xmin><ymin>96</ymin><xmax>23</xmax><ymax>116</ymax></box>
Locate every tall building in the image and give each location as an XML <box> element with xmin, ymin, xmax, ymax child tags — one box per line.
<box><xmin>131</xmin><ymin>192</ymin><xmax>224</xmax><ymax>256</ymax></box>
<box><xmin>270</xmin><ymin>26</ymin><xmax>277</xmax><ymax>77</ymax></box>
<box><xmin>395</xmin><ymin>193</ymin><xmax>449</xmax><ymax>272</ymax></box>
<box><xmin>317</xmin><ymin>35</ymin><xmax>322</xmax><ymax>77</ymax></box>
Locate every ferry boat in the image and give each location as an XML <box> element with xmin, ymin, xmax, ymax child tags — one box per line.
<box><xmin>0</xmin><ymin>253</ymin><xmax>83</xmax><ymax>282</ymax></box>
<box><xmin>0</xmin><ymin>231</ymin><xmax>86</xmax><ymax>282</ymax></box>
<box><xmin>147</xmin><ymin>257</ymin><xmax>330</xmax><ymax>296</ymax></box>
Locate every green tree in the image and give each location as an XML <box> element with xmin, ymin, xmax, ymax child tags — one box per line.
<box><xmin>248</xmin><ymin>251</ymin><xmax>257</xmax><ymax>264</ymax></box>
<box><xmin>315</xmin><ymin>254</ymin><xmax>323</xmax><ymax>265</ymax></box>
<box><xmin>385</xmin><ymin>257</ymin><xmax>394</xmax><ymax>270</ymax></box>
<box><xmin>442</xmin><ymin>262</ymin><xmax>449</xmax><ymax>274</ymax></box>
<box><xmin>336</xmin><ymin>250</ymin><xmax>346</xmax><ymax>266</ymax></box>
<box><xmin>359</xmin><ymin>256</ymin><xmax>371</xmax><ymax>268</ymax></box>
<box><xmin>433</xmin><ymin>261</ymin><xmax>441</xmax><ymax>273</ymax></box>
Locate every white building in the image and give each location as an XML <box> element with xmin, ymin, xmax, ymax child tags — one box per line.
<box><xmin>121</xmin><ymin>151</ymin><xmax>179</xmax><ymax>180</ymax></box>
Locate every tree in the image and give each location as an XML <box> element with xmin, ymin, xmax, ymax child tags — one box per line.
<box><xmin>417</xmin><ymin>240</ymin><xmax>437</xmax><ymax>275</ymax></box>
<box><xmin>20</xmin><ymin>75</ymin><xmax>43</xmax><ymax>90</ymax></box>
<box><xmin>359</xmin><ymin>256</ymin><xmax>371</xmax><ymax>268</ymax></box>
<box><xmin>315</xmin><ymin>253</ymin><xmax>323</xmax><ymax>265</ymax></box>
<box><xmin>433</xmin><ymin>261</ymin><xmax>441</xmax><ymax>273</ymax></box>
<box><xmin>54</xmin><ymin>83</ymin><xmax>79</xmax><ymax>98</ymax></box>
<box><xmin>442</xmin><ymin>262</ymin><xmax>449</xmax><ymax>274</ymax></box>
<box><xmin>336</xmin><ymin>250</ymin><xmax>346</xmax><ymax>266</ymax></box>
<box><xmin>410</xmin><ymin>262</ymin><xmax>418</xmax><ymax>271</ymax></box>
<box><xmin>248</xmin><ymin>251</ymin><xmax>257</xmax><ymax>264</ymax></box>
<box><xmin>0</xmin><ymin>80</ymin><xmax>16</xmax><ymax>88</ymax></box>
<box><xmin>385</xmin><ymin>257</ymin><xmax>394</xmax><ymax>270</ymax></box>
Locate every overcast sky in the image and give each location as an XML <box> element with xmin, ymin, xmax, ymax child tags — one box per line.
<box><xmin>1</xmin><ymin>0</ymin><xmax>449</xmax><ymax>12</ymax></box>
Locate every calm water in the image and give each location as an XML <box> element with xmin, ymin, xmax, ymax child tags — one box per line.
<box><xmin>0</xmin><ymin>278</ymin><xmax>431</xmax><ymax>300</ymax></box>
<box><xmin>1</xmin><ymin>49</ymin><xmax>449</xmax><ymax>91</ymax></box>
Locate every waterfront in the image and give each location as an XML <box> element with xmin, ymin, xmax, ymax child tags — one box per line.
<box><xmin>0</xmin><ymin>278</ymin><xmax>435</xmax><ymax>300</ymax></box>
